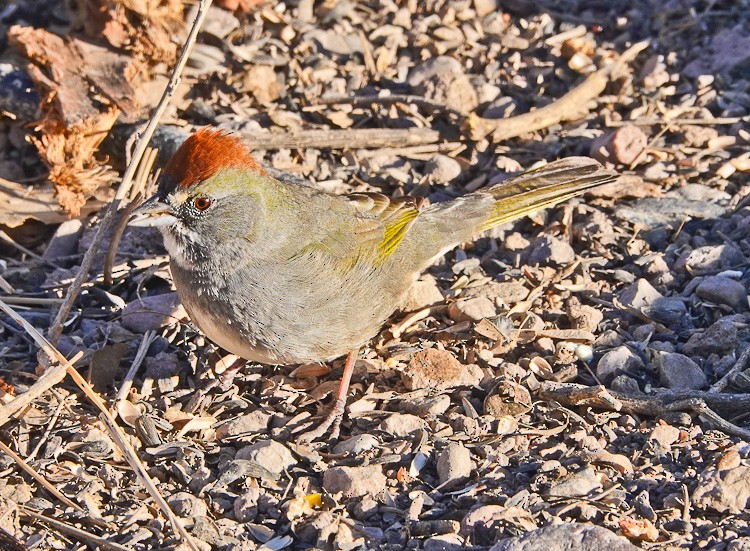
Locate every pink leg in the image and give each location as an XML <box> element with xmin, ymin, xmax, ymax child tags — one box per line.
<box><xmin>298</xmin><ymin>349</ymin><xmax>358</xmax><ymax>443</ymax></box>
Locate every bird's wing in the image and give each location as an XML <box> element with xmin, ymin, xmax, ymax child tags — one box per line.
<box><xmin>291</xmin><ymin>192</ymin><xmax>424</xmax><ymax>271</ymax></box>
<box><xmin>346</xmin><ymin>192</ymin><xmax>425</xmax><ymax>263</ymax></box>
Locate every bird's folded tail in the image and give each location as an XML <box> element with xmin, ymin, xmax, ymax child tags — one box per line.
<box><xmin>480</xmin><ymin>157</ymin><xmax>617</xmax><ymax>231</ymax></box>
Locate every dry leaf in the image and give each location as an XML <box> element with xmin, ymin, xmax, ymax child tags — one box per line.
<box><xmin>620</xmin><ymin>517</ymin><xmax>659</xmax><ymax>542</ymax></box>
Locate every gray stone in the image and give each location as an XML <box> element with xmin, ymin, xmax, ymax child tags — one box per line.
<box><xmin>596</xmin><ymin>346</ymin><xmax>644</xmax><ymax>384</ymax></box>
<box><xmin>696</xmin><ymin>276</ymin><xmax>747</xmax><ymax>310</ymax></box>
<box><xmin>323</xmin><ymin>465</ymin><xmax>386</xmax><ymax>498</ymax></box>
<box><xmin>447</xmin><ymin>296</ymin><xmax>497</xmax><ymax>322</ymax></box>
<box><xmin>567</xmin><ymin>302</ymin><xmax>604</xmax><ymax>332</ymax></box>
<box><xmin>304</xmin><ymin>30</ymin><xmax>363</xmax><ymax>55</ymax></box>
<box><xmin>425</xmin><ymin>154</ymin><xmax>462</xmax><ymax>184</ymax></box>
<box><xmin>547</xmin><ymin>466</ymin><xmax>601</xmax><ymax>498</ymax></box>
<box><xmin>632</xmin><ymin>323</ymin><xmax>656</xmax><ymax>342</ymax></box>
<box><xmin>233</xmin><ymin>486</ymin><xmax>260</xmax><ymax>522</ymax></box>
<box><xmin>379</xmin><ymin>413</ymin><xmax>428</xmax><ymax>436</ymax></box>
<box><xmin>400</xmin><ymin>394</ymin><xmax>451</xmax><ymax>417</ymax></box>
<box><xmin>619</xmin><ymin>278</ymin><xmax>663</xmax><ymax>310</ymax></box>
<box><xmin>167</xmin><ymin>492</ymin><xmax>208</xmax><ymax>518</ymax></box>
<box><xmin>200</xmin><ymin>5</ymin><xmax>240</xmax><ymax>39</ymax></box>
<box><xmin>121</xmin><ymin>292</ymin><xmax>186</xmax><ymax>333</ymax></box>
<box><xmin>672</xmin><ymin>183</ymin><xmax>731</xmax><ymax>204</ymax></box>
<box><xmin>610</xmin><ymin>374</ymin><xmax>641</xmax><ymax>394</ymax></box>
<box><xmin>616</xmin><ymin>197</ymin><xmax>727</xmax><ymax>230</ymax></box>
<box><xmin>681</xmin><ymin>244</ymin><xmax>745</xmax><ymax>273</ymax></box>
<box><xmin>408</xmin><ymin>56</ymin><xmax>463</xmax><ymax>87</ymax></box>
<box><xmin>215</xmin><ymin>410</ymin><xmax>271</xmax><ymax>439</ymax></box>
<box><xmin>463</xmin><ymin>280</ymin><xmax>530</xmax><ymax>307</ymax></box>
<box><xmin>333</xmin><ymin>434</ymin><xmax>379</xmax><ymax>454</ymax></box>
<box><xmin>436</xmin><ymin>443</ymin><xmax>473</xmax><ymax>485</ymax></box>
<box><xmin>644</xmin><ymin>296</ymin><xmax>688</xmax><ymax>326</ymax></box>
<box><xmin>489</xmin><ymin>523</ymin><xmax>639</xmax><ymax>551</ymax></box>
<box><xmin>43</xmin><ymin>219</ymin><xmax>83</xmax><ymax>260</ymax></box>
<box><xmin>401</xmin><ymin>275</ymin><xmax>444</xmax><ymax>311</ymax></box>
<box><xmin>460</xmin><ymin>504</ymin><xmax>505</xmax><ymax>537</ymax></box>
<box><xmin>424</xmin><ymin>534</ymin><xmax>465</xmax><ymax>551</ymax></box>
<box><xmin>235</xmin><ymin>440</ymin><xmax>295</xmax><ymax>476</ymax></box>
<box><xmin>692</xmin><ymin>465</ymin><xmax>750</xmax><ymax>514</ymax></box>
<box><xmin>648</xmin><ymin>424</ymin><xmax>681</xmax><ymax>449</ymax></box>
<box><xmin>408</xmin><ymin>56</ymin><xmax>478</xmax><ymax>113</ymax></box>
<box><xmin>528</xmin><ymin>236</ymin><xmax>576</xmax><ymax>266</ymax></box>
<box><xmin>655</xmin><ymin>351</ymin><xmax>707</xmax><ymax>390</ymax></box>
<box><xmin>683</xmin><ymin>318</ymin><xmax>739</xmax><ymax>357</ymax></box>
<box><xmin>190</xmin><ymin>516</ymin><xmax>224</xmax><ymax>547</ymax></box>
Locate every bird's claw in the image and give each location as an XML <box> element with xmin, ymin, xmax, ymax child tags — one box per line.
<box><xmin>296</xmin><ymin>398</ymin><xmax>346</xmax><ymax>443</ymax></box>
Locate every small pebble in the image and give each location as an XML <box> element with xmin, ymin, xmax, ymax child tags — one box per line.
<box><xmin>655</xmin><ymin>351</ymin><xmax>707</xmax><ymax>390</ymax></box>
<box><xmin>121</xmin><ymin>292</ymin><xmax>187</xmax><ymax>333</ymax></box>
<box><xmin>323</xmin><ymin>465</ymin><xmax>386</xmax><ymax>498</ymax></box>
<box><xmin>215</xmin><ymin>410</ymin><xmax>271</xmax><ymax>439</ymax></box>
<box><xmin>447</xmin><ymin>296</ymin><xmax>496</xmax><ymax>322</ymax></box>
<box><xmin>595</xmin><ymin>346</ymin><xmax>644</xmax><ymax>384</ymax></box>
<box><xmin>547</xmin><ymin>466</ymin><xmax>601</xmax><ymax>498</ymax></box>
<box><xmin>379</xmin><ymin>413</ymin><xmax>428</xmax><ymax>437</ymax></box>
<box><xmin>696</xmin><ymin>276</ymin><xmax>747</xmax><ymax>310</ymax></box>
<box><xmin>235</xmin><ymin>440</ymin><xmax>296</xmax><ymax>476</ymax></box>
<box><xmin>333</xmin><ymin>434</ymin><xmax>379</xmax><ymax>454</ymax></box>
<box><xmin>436</xmin><ymin>443</ymin><xmax>473</xmax><ymax>485</ymax></box>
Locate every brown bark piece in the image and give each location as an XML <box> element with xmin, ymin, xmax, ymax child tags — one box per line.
<box><xmin>8</xmin><ymin>26</ymin><xmax>138</xmax><ymax>216</ymax></box>
<box><xmin>8</xmin><ymin>26</ymin><xmax>138</xmax><ymax>122</ymax></box>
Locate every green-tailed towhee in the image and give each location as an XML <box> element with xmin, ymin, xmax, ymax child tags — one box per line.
<box><xmin>130</xmin><ymin>127</ymin><xmax>616</xmax><ymax>439</ymax></box>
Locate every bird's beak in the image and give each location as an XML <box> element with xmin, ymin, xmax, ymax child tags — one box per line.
<box><xmin>129</xmin><ymin>193</ymin><xmax>178</xmax><ymax>227</ymax></box>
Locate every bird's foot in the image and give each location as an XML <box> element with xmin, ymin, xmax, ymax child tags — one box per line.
<box><xmin>296</xmin><ymin>398</ymin><xmax>346</xmax><ymax>443</ymax></box>
<box><xmin>295</xmin><ymin>349</ymin><xmax>358</xmax><ymax>443</ymax></box>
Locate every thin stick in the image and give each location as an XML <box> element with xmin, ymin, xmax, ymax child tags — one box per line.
<box><xmin>538</xmin><ymin>381</ymin><xmax>750</xmax><ymax>438</ymax></box>
<box><xmin>0</xmin><ymin>275</ymin><xmax>15</xmax><ymax>293</ymax></box>
<box><xmin>467</xmin><ymin>41</ymin><xmax>649</xmax><ymax>142</ymax></box>
<box><xmin>0</xmin><ymin>353</ymin><xmax>80</xmax><ymax>427</ymax></box>
<box><xmin>0</xmin><ymin>231</ymin><xmax>61</xmax><ymax>270</ymax></box>
<box><xmin>317</xmin><ymin>93</ymin><xmax>463</xmax><ymax>116</ymax></box>
<box><xmin>103</xmin><ymin>197</ymin><xmax>142</xmax><ymax>286</ymax></box>
<box><xmin>238</xmin><ymin>127</ymin><xmax>440</xmax><ymax>150</ymax></box>
<box><xmin>607</xmin><ymin>116</ymin><xmax>748</xmax><ymax>127</ymax></box>
<box><xmin>0</xmin><ymin>440</ymin><xmax>83</xmax><ymax>512</ymax></box>
<box><xmin>20</xmin><ymin>507</ymin><xmax>132</xmax><ymax>551</ymax></box>
<box><xmin>710</xmin><ymin>347</ymin><xmax>750</xmax><ymax>392</ymax></box>
<box><xmin>0</xmin><ymin>297</ymin><xmax>64</xmax><ymax>306</ymax></box>
<box><xmin>116</xmin><ymin>330</ymin><xmax>157</xmax><ymax>404</ymax></box>
<box><xmin>104</xmin><ymin>146</ymin><xmax>158</xmax><ymax>285</ymax></box>
<box><xmin>46</xmin><ymin>0</ymin><xmax>214</xmax><ymax>344</ymax></box>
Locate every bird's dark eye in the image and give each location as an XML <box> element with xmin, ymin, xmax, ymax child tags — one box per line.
<box><xmin>194</xmin><ymin>196</ymin><xmax>211</xmax><ymax>211</ymax></box>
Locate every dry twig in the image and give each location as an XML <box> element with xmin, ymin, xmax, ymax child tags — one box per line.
<box><xmin>47</xmin><ymin>0</ymin><xmax>214</xmax><ymax>345</ymax></box>
<box><xmin>538</xmin><ymin>381</ymin><xmax>750</xmax><ymax>439</ymax></box>
<box><xmin>0</xmin><ymin>440</ymin><xmax>83</xmax><ymax>513</ymax></box>
<box><xmin>467</xmin><ymin>41</ymin><xmax>649</xmax><ymax>142</ymax></box>
<box><xmin>19</xmin><ymin>507</ymin><xmax>131</xmax><ymax>551</ymax></box>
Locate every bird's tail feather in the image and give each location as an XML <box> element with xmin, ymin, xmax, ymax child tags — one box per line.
<box><xmin>480</xmin><ymin>157</ymin><xmax>617</xmax><ymax>231</ymax></box>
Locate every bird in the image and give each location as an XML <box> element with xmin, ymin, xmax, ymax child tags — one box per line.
<box><xmin>130</xmin><ymin>127</ymin><xmax>617</xmax><ymax>441</ymax></box>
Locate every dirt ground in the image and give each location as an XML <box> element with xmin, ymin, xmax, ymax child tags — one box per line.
<box><xmin>1</xmin><ymin>0</ymin><xmax>750</xmax><ymax>549</ymax></box>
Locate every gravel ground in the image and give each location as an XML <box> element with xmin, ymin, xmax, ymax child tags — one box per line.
<box><xmin>1</xmin><ymin>0</ymin><xmax>750</xmax><ymax>549</ymax></box>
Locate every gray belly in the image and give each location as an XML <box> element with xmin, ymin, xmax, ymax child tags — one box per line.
<box><xmin>170</xmin><ymin>258</ymin><xmax>398</xmax><ymax>364</ymax></box>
